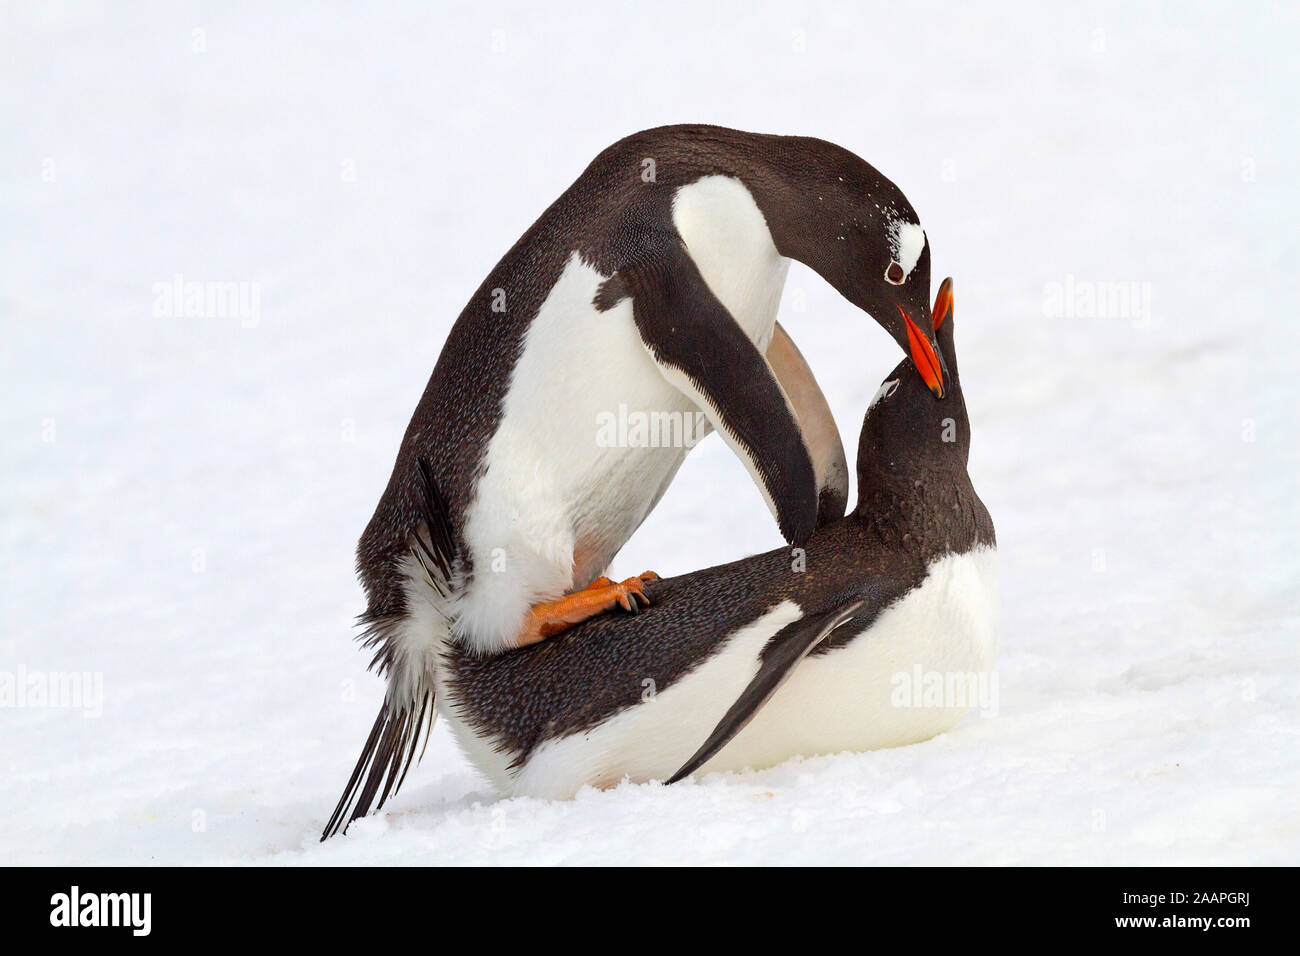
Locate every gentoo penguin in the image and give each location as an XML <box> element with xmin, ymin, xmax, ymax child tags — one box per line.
<box><xmin>424</xmin><ymin>279</ymin><xmax>996</xmax><ymax>800</ymax></box>
<box><xmin>324</xmin><ymin>125</ymin><xmax>946</xmax><ymax>837</ymax></box>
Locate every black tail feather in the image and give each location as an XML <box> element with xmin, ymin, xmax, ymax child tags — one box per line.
<box><xmin>412</xmin><ymin>457</ymin><xmax>455</xmax><ymax>590</ymax></box>
<box><xmin>320</xmin><ymin>693</ymin><xmax>436</xmax><ymax>840</ymax></box>
<box><xmin>321</xmin><ymin>458</ymin><xmax>457</xmax><ymax>841</ymax></box>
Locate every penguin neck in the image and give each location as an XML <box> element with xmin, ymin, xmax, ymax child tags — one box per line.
<box><xmin>850</xmin><ymin>365</ymin><xmax>974</xmax><ymax>548</ymax></box>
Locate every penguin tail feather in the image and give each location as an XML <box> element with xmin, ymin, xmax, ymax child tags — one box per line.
<box><xmin>320</xmin><ymin>691</ymin><xmax>435</xmax><ymax>840</ymax></box>
<box><xmin>321</xmin><ymin>457</ymin><xmax>456</xmax><ymax>841</ymax></box>
<box><xmin>409</xmin><ymin>457</ymin><xmax>456</xmax><ymax>594</ymax></box>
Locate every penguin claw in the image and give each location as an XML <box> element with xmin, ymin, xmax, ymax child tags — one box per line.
<box><xmin>614</xmin><ymin>575</ymin><xmax>650</xmax><ymax>614</ymax></box>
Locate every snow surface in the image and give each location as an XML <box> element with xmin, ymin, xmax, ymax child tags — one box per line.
<box><xmin>3</xmin><ymin>2</ymin><xmax>1297</xmax><ymax>865</ymax></box>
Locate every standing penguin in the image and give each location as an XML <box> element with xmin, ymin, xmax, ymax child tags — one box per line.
<box><xmin>325</xmin><ymin>125</ymin><xmax>947</xmax><ymax>837</ymax></box>
<box><xmin>429</xmin><ymin>279</ymin><xmax>996</xmax><ymax>799</ymax></box>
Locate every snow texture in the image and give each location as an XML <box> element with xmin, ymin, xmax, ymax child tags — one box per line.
<box><xmin>2</xmin><ymin>1</ymin><xmax>1297</xmax><ymax>865</ymax></box>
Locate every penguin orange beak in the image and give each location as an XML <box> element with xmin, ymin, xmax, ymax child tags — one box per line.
<box><xmin>932</xmin><ymin>277</ymin><xmax>954</xmax><ymax>331</ymax></box>
<box><xmin>897</xmin><ymin>304</ymin><xmax>946</xmax><ymax>398</ymax></box>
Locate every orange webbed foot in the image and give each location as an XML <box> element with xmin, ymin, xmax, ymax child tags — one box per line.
<box><xmin>514</xmin><ymin>571</ymin><xmax>661</xmax><ymax>647</ymax></box>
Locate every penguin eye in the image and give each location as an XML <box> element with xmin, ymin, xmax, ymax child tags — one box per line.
<box><xmin>885</xmin><ymin>261</ymin><xmax>905</xmax><ymax>284</ymax></box>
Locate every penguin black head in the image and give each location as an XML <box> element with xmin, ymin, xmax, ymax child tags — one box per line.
<box><xmin>854</xmin><ymin>277</ymin><xmax>966</xmax><ymax>506</ymax></box>
<box><xmin>746</xmin><ymin>135</ymin><xmax>948</xmax><ymax>399</ymax></box>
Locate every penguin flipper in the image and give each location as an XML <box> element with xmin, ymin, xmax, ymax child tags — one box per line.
<box><xmin>766</xmin><ymin>322</ymin><xmax>848</xmax><ymax>527</ymax></box>
<box><xmin>666</xmin><ymin>598</ymin><xmax>865</xmax><ymax>784</ymax></box>
<box><xmin>611</xmin><ymin>234</ymin><xmax>819</xmax><ymax>547</ymax></box>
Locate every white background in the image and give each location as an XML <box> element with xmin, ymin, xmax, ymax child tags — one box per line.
<box><xmin>2</xmin><ymin>1</ymin><xmax>1296</xmax><ymax>864</ymax></box>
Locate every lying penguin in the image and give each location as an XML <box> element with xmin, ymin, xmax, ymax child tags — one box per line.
<box><xmin>418</xmin><ymin>279</ymin><xmax>997</xmax><ymax>799</ymax></box>
<box><xmin>326</xmin><ymin>126</ymin><xmax>948</xmax><ymax>835</ymax></box>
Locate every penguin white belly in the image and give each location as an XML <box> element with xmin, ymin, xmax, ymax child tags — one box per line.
<box><xmin>452</xmin><ymin>253</ymin><xmax>692</xmax><ymax>651</ymax></box>
<box><xmin>454</xmin><ymin>176</ymin><xmax>790</xmax><ymax>653</ymax></box>
<box><xmin>703</xmin><ymin>546</ymin><xmax>1000</xmax><ymax>773</ymax></box>
<box><xmin>498</xmin><ymin>547</ymin><xmax>999</xmax><ymax>797</ymax></box>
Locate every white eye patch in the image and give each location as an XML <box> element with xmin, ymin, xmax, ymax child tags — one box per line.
<box><xmin>887</xmin><ymin>220</ymin><xmax>925</xmax><ymax>279</ymax></box>
<box><xmin>869</xmin><ymin>378</ymin><xmax>900</xmax><ymax>410</ymax></box>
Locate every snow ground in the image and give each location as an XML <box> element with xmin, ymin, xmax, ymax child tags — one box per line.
<box><xmin>2</xmin><ymin>2</ymin><xmax>1297</xmax><ymax>865</ymax></box>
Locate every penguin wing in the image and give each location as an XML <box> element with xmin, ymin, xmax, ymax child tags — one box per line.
<box><xmin>609</xmin><ymin>234</ymin><xmax>819</xmax><ymax>547</ymax></box>
<box><xmin>665</xmin><ymin>597</ymin><xmax>866</xmax><ymax>784</ymax></box>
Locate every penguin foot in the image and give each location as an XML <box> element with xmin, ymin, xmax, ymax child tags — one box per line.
<box><xmin>580</xmin><ymin>570</ymin><xmax>658</xmax><ymax>592</ymax></box>
<box><xmin>515</xmin><ymin>572</ymin><xmax>660</xmax><ymax>647</ymax></box>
